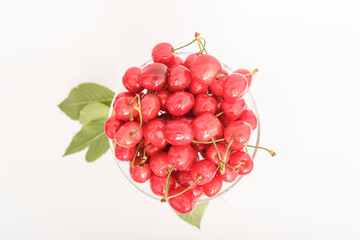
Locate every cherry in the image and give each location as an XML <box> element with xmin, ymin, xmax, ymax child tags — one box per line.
<box><xmin>104</xmin><ymin>116</ymin><xmax>123</xmax><ymax>139</ymax></box>
<box><xmin>168</xmin><ymin>187</ymin><xmax>196</xmax><ymax>214</ymax></box>
<box><xmin>159</xmin><ymin>112</ymin><xmax>173</xmax><ymax>122</ymax></box>
<box><xmin>112</xmin><ymin>91</ymin><xmax>134</xmax><ymax>108</ymax></box>
<box><xmin>183</xmin><ymin>53</ymin><xmax>197</xmax><ymax>69</ymax></box>
<box><xmin>223</xmin><ymin>73</ymin><xmax>248</xmax><ymax>103</ymax></box>
<box><xmin>164</xmin><ymin>120</ymin><xmax>194</xmax><ymax>146</ymax></box>
<box><xmin>206</xmin><ymin>144</ymin><xmax>230</xmax><ymax>165</ymax></box>
<box><xmin>151</xmin><ymin>42</ymin><xmax>175</xmax><ymax>64</ymax></box>
<box><xmin>172</xmin><ymin>116</ymin><xmax>193</xmax><ymax>124</ymax></box>
<box><xmin>167</xmin><ymin>55</ymin><xmax>184</xmax><ymax>69</ymax></box>
<box><xmin>224</xmin><ymin>121</ymin><xmax>252</xmax><ymax>151</ymax></box>
<box><xmin>190</xmin><ymin>160</ymin><xmax>217</xmax><ymax>185</ymax></box>
<box><xmin>150</xmin><ymin>152</ymin><xmax>172</xmax><ymax>177</ymax></box>
<box><xmin>188</xmin><ymin>78</ymin><xmax>208</xmax><ymax>95</ymax></box>
<box><xmin>166</xmin><ymin>91</ymin><xmax>195</xmax><ymax>116</ymax></box>
<box><xmin>140</xmin><ymin>63</ymin><xmax>168</xmax><ymax>90</ymax></box>
<box><xmin>144</xmin><ymin>138</ymin><xmax>163</xmax><ymax>156</ymax></box>
<box><xmin>201</xmin><ymin>175</ymin><xmax>223</xmax><ymax>197</ymax></box>
<box><xmin>114</xmin><ymin>95</ymin><xmax>139</xmax><ymax>120</ymax></box>
<box><xmin>190</xmin><ymin>54</ymin><xmax>221</xmax><ymax>85</ymax></box>
<box><xmin>230</xmin><ymin>151</ymin><xmax>254</xmax><ymax>175</ymax></box>
<box><xmin>168</xmin><ymin>145</ymin><xmax>197</xmax><ymax>171</ymax></box>
<box><xmin>156</xmin><ymin>89</ymin><xmax>170</xmax><ymax>111</ymax></box>
<box><xmin>218</xmin><ymin>114</ymin><xmax>233</xmax><ymax>128</ymax></box>
<box><xmin>192</xmin><ymin>113</ymin><xmax>222</xmax><ymax>142</ymax></box>
<box><xmin>130</xmin><ymin>157</ymin><xmax>152</xmax><ymax>183</ymax></box>
<box><xmin>115</xmin><ymin>121</ymin><xmax>143</xmax><ymax>148</ymax></box>
<box><xmin>218</xmin><ymin>165</ymin><xmax>238</xmax><ymax>182</ymax></box>
<box><xmin>190</xmin><ymin>186</ymin><xmax>203</xmax><ymax>200</ymax></box>
<box><xmin>191</xmin><ymin>141</ymin><xmax>206</xmax><ymax>153</ymax></box>
<box><xmin>209</xmin><ymin>68</ymin><xmax>228</xmax><ymax>96</ymax></box>
<box><xmin>175</xmin><ymin>171</ymin><xmax>198</xmax><ymax>188</ymax></box>
<box><xmin>192</xmin><ymin>93</ymin><xmax>217</xmax><ymax>116</ymax></box>
<box><xmin>234</xmin><ymin>68</ymin><xmax>255</xmax><ymax>87</ymax></box>
<box><xmin>238</xmin><ymin>108</ymin><xmax>258</xmax><ymax>130</ymax></box>
<box><xmin>122</xmin><ymin>67</ymin><xmax>143</xmax><ymax>93</ymax></box>
<box><xmin>141</xmin><ymin>94</ymin><xmax>160</xmax><ymax>120</ymax></box>
<box><xmin>168</xmin><ymin>65</ymin><xmax>192</xmax><ymax>92</ymax></box>
<box><xmin>143</xmin><ymin>119</ymin><xmax>167</xmax><ymax>148</ymax></box>
<box><xmin>150</xmin><ymin>174</ymin><xmax>176</xmax><ymax>196</ymax></box>
<box><xmin>115</xmin><ymin>144</ymin><xmax>136</xmax><ymax>161</ymax></box>
<box><xmin>221</xmin><ymin>98</ymin><xmax>246</xmax><ymax>120</ymax></box>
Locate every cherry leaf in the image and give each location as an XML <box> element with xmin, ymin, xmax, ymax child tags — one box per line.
<box><xmin>174</xmin><ymin>202</ymin><xmax>209</xmax><ymax>229</ymax></box>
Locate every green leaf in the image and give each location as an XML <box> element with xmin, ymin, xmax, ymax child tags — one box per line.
<box><xmin>86</xmin><ymin>134</ymin><xmax>109</xmax><ymax>162</ymax></box>
<box><xmin>174</xmin><ymin>202</ymin><xmax>209</xmax><ymax>229</ymax></box>
<box><xmin>58</xmin><ymin>83</ymin><xmax>114</xmax><ymax>120</ymax></box>
<box><xmin>63</xmin><ymin>118</ymin><xmax>107</xmax><ymax>157</ymax></box>
<box><xmin>79</xmin><ymin>102</ymin><xmax>110</xmax><ymax>124</ymax></box>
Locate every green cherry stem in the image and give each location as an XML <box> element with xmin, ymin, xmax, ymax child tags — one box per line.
<box><xmin>212</xmin><ymin>137</ymin><xmax>225</xmax><ymax>174</ymax></box>
<box><xmin>215</xmin><ymin>111</ymin><xmax>224</xmax><ymax>117</ymax></box>
<box><xmin>130</xmin><ymin>137</ymin><xmax>144</xmax><ymax>166</ymax></box>
<box><xmin>192</xmin><ymin>138</ymin><xmax>225</xmax><ymax>144</ymax></box>
<box><xmin>162</xmin><ymin>175</ymin><xmax>202</xmax><ymax>202</ymax></box>
<box><xmin>172</xmin><ymin>39</ymin><xmax>197</xmax><ymax>52</ymax></box>
<box><xmin>130</xmin><ymin>95</ymin><xmax>142</xmax><ymax>136</ymax></box>
<box><xmin>128</xmin><ymin>95</ymin><xmax>137</xmax><ymax>106</ymax></box>
<box><xmin>247</xmin><ymin>145</ymin><xmax>276</xmax><ymax>156</ymax></box>
<box><xmin>223</xmin><ymin>137</ymin><xmax>234</xmax><ymax>165</ymax></box>
<box><xmin>162</xmin><ymin>164</ymin><xmax>176</xmax><ymax>201</ymax></box>
<box><xmin>219</xmin><ymin>159</ymin><xmax>240</xmax><ymax>172</ymax></box>
<box><xmin>140</xmin><ymin>143</ymin><xmax>152</xmax><ymax>164</ymax></box>
<box><xmin>198</xmin><ymin>38</ymin><xmax>208</xmax><ymax>54</ymax></box>
<box><xmin>243</xmin><ymin>68</ymin><xmax>259</xmax><ymax>77</ymax></box>
<box><xmin>216</xmin><ymin>74</ymin><xmax>228</xmax><ymax>80</ymax></box>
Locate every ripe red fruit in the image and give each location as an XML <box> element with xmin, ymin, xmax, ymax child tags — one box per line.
<box><xmin>143</xmin><ymin>119</ymin><xmax>167</xmax><ymax>148</ymax></box>
<box><xmin>190</xmin><ymin>186</ymin><xmax>203</xmax><ymax>200</ymax></box>
<box><xmin>114</xmin><ymin>95</ymin><xmax>139</xmax><ymax>120</ymax></box>
<box><xmin>190</xmin><ymin>160</ymin><xmax>217</xmax><ymax>185</ymax></box>
<box><xmin>192</xmin><ymin>94</ymin><xmax>217</xmax><ymax>116</ymax></box>
<box><xmin>224</xmin><ymin>121</ymin><xmax>252</xmax><ymax>151</ymax></box>
<box><xmin>221</xmin><ymin>98</ymin><xmax>246</xmax><ymax>120</ymax></box>
<box><xmin>122</xmin><ymin>67</ymin><xmax>143</xmax><ymax>93</ymax></box>
<box><xmin>168</xmin><ymin>145</ymin><xmax>197</xmax><ymax>171</ymax></box>
<box><xmin>115</xmin><ymin>144</ymin><xmax>136</xmax><ymax>161</ymax></box>
<box><xmin>141</xmin><ymin>94</ymin><xmax>160</xmax><ymax>120</ymax></box>
<box><xmin>104</xmin><ymin>116</ymin><xmax>122</xmax><ymax>139</ymax></box>
<box><xmin>166</xmin><ymin>91</ymin><xmax>195</xmax><ymax>116</ymax></box>
<box><xmin>206</xmin><ymin>144</ymin><xmax>230</xmax><ymax>165</ymax></box>
<box><xmin>230</xmin><ymin>151</ymin><xmax>254</xmax><ymax>175</ymax></box>
<box><xmin>172</xmin><ymin>116</ymin><xmax>193</xmax><ymax>124</ymax></box>
<box><xmin>183</xmin><ymin>53</ymin><xmax>197</xmax><ymax>69</ymax></box>
<box><xmin>167</xmin><ymin>56</ymin><xmax>184</xmax><ymax>69</ymax></box>
<box><xmin>129</xmin><ymin>157</ymin><xmax>152</xmax><ymax>183</ymax></box>
<box><xmin>218</xmin><ymin>165</ymin><xmax>238</xmax><ymax>182</ymax></box>
<box><xmin>150</xmin><ymin>174</ymin><xmax>175</xmax><ymax>196</ymax></box>
<box><xmin>151</xmin><ymin>42</ymin><xmax>175</xmax><ymax>64</ymax></box>
<box><xmin>175</xmin><ymin>171</ymin><xmax>198</xmax><ymax>188</ymax></box>
<box><xmin>209</xmin><ymin>68</ymin><xmax>229</xmax><ymax>97</ymax></box>
<box><xmin>115</xmin><ymin>121</ymin><xmax>143</xmax><ymax>148</ymax></box>
<box><xmin>190</xmin><ymin>54</ymin><xmax>222</xmax><ymax>85</ymax></box>
<box><xmin>223</xmin><ymin>73</ymin><xmax>248</xmax><ymax>103</ymax></box>
<box><xmin>140</xmin><ymin>63</ymin><xmax>168</xmax><ymax>90</ymax></box>
<box><xmin>164</xmin><ymin>120</ymin><xmax>194</xmax><ymax>146</ymax></box>
<box><xmin>192</xmin><ymin>113</ymin><xmax>222</xmax><ymax>142</ymax></box>
<box><xmin>156</xmin><ymin>89</ymin><xmax>170</xmax><ymax>111</ymax></box>
<box><xmin>112</xmin><ymin>91</ymin><xmax>134</xmax><ymax>108</ymax></box>
<box><xmin>168</xmin><ymin>65</ymin><xmax>192</xmax><ymax>92</ymax></box>
<box><xmin>144</xmin><ymin>138</ymin><xmax>163</xmax><ymax>156</ymax></box>
<box><xmin>188</xmin><ymin>78</ymin><xmax>208</xmax><ymax>95</ymax></box>
<box><xmin>238</xmin><ymin>109</ymin><xmax>258</xmax><ymax>130</ymax></box>
<box><xmin>168</xmin><ymin>186</ymin><xmax>196</xmax><ymax>214</ymax></box>
<box><xmin>150</xmin><ymin>152</ymin><xmax>172</xmax><ymax>177</ymax></box>
<box><xmin>234</xmin><ymin>68</ymin><xmax>253</xmax><ymax>87</ymax></box>
<box><xmin>201</xmin><ymin>175</ymin><xmax>223</xmax><ymax>197</ymax></box>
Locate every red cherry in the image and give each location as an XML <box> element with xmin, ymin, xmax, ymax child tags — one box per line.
<box><xmin>238</xmin><ymin>109</ymin><xmax>258</xmax><ymax>130</ymax></box>
<box><xmin>190</xmin><ymin>186</ymin><xmax>203</xmax><ymax>200</ymax></box>
<box><xmin>223</xmin><ymin>73</ymin><xmax>248</xmax><ymax>103</ymax></box>
<box><xmin>150</xmin><ymin>174</ymin><xmax>175</xmax><ymax>196</ymax></box>
<box><xmin>190</xmin><ymin>160</ymin><xmax>217</xmax><ymax>185</ymax></box>
<box><xmin>218</xmin><ymin>165</ymin><xmax>238</xmax><ymax>182</ymax></box>
<box><xmin>156</xmin><ymin>89</ymin><xmax>170</xmax><ymax>111</ymax></box>
<box><xmin>230</xmin><ymin>151</ymin><xmax>254</xmax><ymax>175</ymax></box>
<box><xmin>224</xmin><ymin>121</ymin><xmax>252</xmax><ymax>151</ymax></box>
<box><xmin>188</xmin><ymin>79</ymin><xmax>208</xmax><ymax>95</ymax></box>
<box><xmin>159</xmin><ymin>112</ymin><xmax>173</xmax><ymax>122</ymax></box>
<box><xmin>167</xmin><ymin>55</ymin><xmax>184</xmax><ymax>69</ymax></box>
<box><xmin>143</xmin><ymin>119</ymin><xmax>167</xmax><ymax>148</ymax></box>
<box><xmin>140</xmin><ymin>63</ymin><xmax>168</xmax><ymax>90</ymax></box>
<box><xmin>168</xmin><ymin>65</ymin><xmax>192</xmax><ymax>92</ymax></box>
<box><xmin>218</xmin><ymin>114</ymin><xmax>233</xmax><ymax>129</ymax></box>
<box><xmin>104</xmin><ymin>116</ymin><xmax>123</xmax><ymax>139</ymax></box>
<box><xmin>201</xmin><ymin>175</ymin><xmax>223</xmax><ymax>197</ymax></box>
<box><xmin>191</xmin><ymin>141</ymin><xmax>206</xmax><ymax>153</ymax></box>
<box><xmin>206</xmin><ymin>144</ymin><xmax>230</xmax><ymax>165</ymax></box>
<box><xmin>150</xmin><ymin>152</ymin><xmax>172</xmax><ymax>177</ymax></box>
<box><xmin>144</xmin><ymin>138</ymin><xmax>163</xmax><ymax>156</ymax></box>
<box><xmin>234</xmin><ymin>68</ymin><xmax>253</xmax><ymax>87</ymax></box>
<box><xmin>209</xmin><ymin>68</ymin><xmax>228</xmax><ymax>96</ymax></box>
<box><xmin>175</xmin><ymin>171</ymin><xmax>198</xmax><ymax>188</ymax></box>
<box><xmin>166</xmin><ymin>91</ymin><xmax>195</xmax><ymax>116</ymax></box>
<box><xmin>172</xmin><ymin>116</ymin><xmax>193</xmax><ymax>124</ymax></box>
<box><xmin>168</xmin><ymin>145</ymin><xmax>197</xmax><ymax>171</ymax></box>
<box><xmin>214</xmin><ymin>95</ymin><xmax>223</xmax><ymax>115</ymax></box>
<box><xmin>122</xmin><ymin>67</ymin><xmax>143</xmax><ymax>93</ymax></box>
<box><xmin>115</xmin><ymin>121</ymin><xmax>143</xmax><ymax>148</ymax></box>
<box><xmin>192</xmin><ymin>113</ymin><xmax>222</xmax><ymax>142</ymax></box>
<box><xmin>115</xmin><ymin>144</ymin><xmax>136</xmax><ymax>161</ymax></box>
<box><xmin>190</xmin><ymin>54</ymin><xmax>221</xmax><ymax>85</ymax></box>
<box><xmin>168</xmin><ymin>186</ymin><xmax>196</xmax><ymax>214</ymax></box>
<box><xmin>151</xmin><ymin>42</ymin><xmax>175</xmax><ymax>64</ymax></box>
<box><xmin>114</xmin><ymin>95</ymin><xmax>139</xmax><ymax>120</ymax></box>
<box><xmin>141</xmin><ymin>94</ymin><xmax>160</xmax><ymax>120</ymax></box>
<box><xmin>183</xmin><ymin>53</ymin><xmax>197</xmax><ymax>69</ymax></box>
<box><xmin>221</xmin><ymin>98</ymin><xmax>246</xmax><ymax>120</ymax></box>
<box><xmin>192</xmin><ymin>94</ymin><xmax>217</xmax><ymax>116</ymax></box>
<box><xmin>164</xmin><ymin>120</ymin><xmax>194</xmax><ymax>146</ymax></box>
<box><xmin>112</xmin><ymin>92</ymin><xmax>134</xmax><ymax>108</ymax></box>
<box><xmin>130</xmin><ymin>157</ymin><xmax>152</xmax><ymax>183</ymax></box>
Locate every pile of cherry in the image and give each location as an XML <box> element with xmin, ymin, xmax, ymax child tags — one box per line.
<box><xmin>105</xmin><ymin>33</ymin><xmax>274</xmax><ymax>214</ymax></box>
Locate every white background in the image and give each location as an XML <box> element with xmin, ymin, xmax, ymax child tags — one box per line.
<box><xmin>1</xmin><ymin>0</ymin><xmax>360</xmax><ymax>239</ymax></box>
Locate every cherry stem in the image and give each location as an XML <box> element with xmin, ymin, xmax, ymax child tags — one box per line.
<box><xmin>141</xmin><ymin>143</ymin><xmax>152</xmax><ymax>164</ymax></box>
<box><xmin>223</xmin><ymin>137</ymin><xmax>234</xmax><ymax>165</ymax></box>
<box><xmin>215</xmin><ymin>111</ymin><xmax>224</xmax><ymax>117</ymax></box>
<box><xmin>243</xmin><ymin>68</ymin><xmax>259</xmax><ymax>77</ymax></box>
<box><xmin>163</xmin><ymin>164</ymin><xmax>176</xmax><ymax>200</ymax></box>
<box><xmin>245</xmin><ymin>147</ymin><xmax>248</xmax><ymax>153</ymax></box>
<box><xmin>192</xmin><ymin>138</ymin><xmax>225</xmax><ymax>144</ymax></box>
<box><xmin>130</xmin><ymin>95</ymin><xmax>142</xmax><ymax>136</ymax></box>
<box><xmin>219</xmin><ymin>159</ymin><xmax>239</xmax><ymax>172</ymax></box>
<box><xmin>128</xmin><ymin>95</ymin><xmax>137</xmax><ymax>106</ymax></box>
<box><xmin>198</xmin><ymin>38</ymin><xmax>208</xmax><ymax>54</ymax></box>
<box><xmin>163</xmin><ymin>175</ymin><xmax>202</xmax><ymax>202</ymax></box>
<box><xmin>129</xmin><ymin>108</ymin><xmax>135</xmax><ymax>121</ymax></box>
<box><xmin>172</xmin><ymin>39</ymin><xmax>197</xmax><ymax>52</ymax></box>
<box><xmin>212</xmin><ymin>137</ymin><xmax>225</xmax><ymax>174</ymax></box>
<box><xmin>130</xmin><ymin>137</ymin><xmax>144</xmax><ymax>166</ymax></box>
<box><xmin>247</xmin><ymin>145</ymin><xmax>276</xmax><ymax>156</ymax></box>
<box><xmin>216</xmin><ymin>74</ymin><xmax>228</xmax><ymax>80</ymax></box>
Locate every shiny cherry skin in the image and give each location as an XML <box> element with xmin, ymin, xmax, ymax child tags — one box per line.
<box><xmin>190</xmin><ymin>160</ymin><xmax>217</xmax><ymax>185</ymax></box>
<box><xmin>218</xmin><ymin>165</ymin><xmax>238</xmax><ymax>182</ymax></box>
<box><xmin>190</xmin><ymin>186</ymin><xmax>203</xmax><ymax>200</ymax></box>
<box><xmin>115</xmin><ymin>121</ymin><xmax>143</xmax><ymax>148</ymax></box>
<box><xmin>175</xmin><ymin>171</ymin><xmax>198</xmax><ymax>188</ymax></box>
<box><xmin>167</xmin><ymin>55</ymin><xmax>184</xmax><ymax>69</ymax></box>
<box><xmin>192</xmin><ymin>113</ymin><xmax>222</xmax><ymax>142</ymax></box>
<box><xmin>183</xmin><ymin>53</ymin><xmax>197</xmax><ymax>69</ymax></box>
<box><xmin>209</xmin><ymin>68</ymin><xmax>228</xmax><ymax>97</ymax></box>
<box><xmin>223</xmin><ymin>73</ymin><xmax>248</xmax><ymax>103</ymax></box>
<box><xmin>122</xmin><ymin>67</ymin><xmax>143</xmax><ymax>93</ymax></box>
<box><xmin>144</xmin><ymin>138</ymin><xmax>163</xmax><ymax>156</ymax></box>
<box><xmin>164</xmin><ymin>120</ymin><xmax>194</xmax><ymax>146</ymax></box>
<box><xmin>130</xmin><ymin>157</ymin><xmax>152</xmax><ymax>183</ymax></box>
<box><xmin>114</xmin><ymin>95</ymin><xmax>139</xmax><ymax>120</ymax></box>
<box><xmin>234</xmin><ymin>68</ymin><xmax>253</xmax><ymax>87</ymax></box>
<box><xmin>206</xmin><ymin>144</ymin><xmax>230</xmax><ymax>165</ymax></box>
<box><xmin>201</xmin><ymin>175</ymin><xmax>223</xmax><ymax>197</ymax></box>
<box><xmin>140</xmin><ymin>63</ymin><xmax>168</xmax><ymax>90</ymax></box>
<box><xmin>168</xmin><ymin>145</ymin><xmax>197</xmax><ymax>171</ymax></box>
<box><xmin>192</xmin><ymin>94</ymin><xmax>217</xmax><ymax>116</ymax></box>
<box><xmin>143</xmin><ymin>119</ymin><xmax>167</xmax><ymax>148</ymax></box>
<box><xmin>141</xmin><ymin>94</ymin><xmax>160</xmax><ymax>120</ymax></box>
<box><xmin>172</xmin><ymin>116</ymin><xmax>193</xmax><ymax>124</ymax></box>
<box><xmin>230</xmin><ymin>151</ymin><xmax>254</xmax><ymax>175</ymax></box>
<box><xmin>112</xmin><ymin>91</ymin><xmax>134</xmax><ymax>107</ymax></box>
<box><xmin>150</xmin><ymin>174</ymin><xmax>175</xmax><ymax>196</ymax></box>
<box><xmin>238</xmin><ymin>108</ymin><xmax>258</xmax><ymax>130</ymax></box>
<box><xmin>156</xmin><ymin>89</ymin><xmax>170</xmax><ymax>111</ymax></box>
<box><xmin>218</xmin><ymin>114</ymin><xmax>233</xmax><ymax>129</ymax></box>
<box><xmin>168</xmin><ymin>186</ymin><xmax>196</xmax><ymax>214</ymax></box>
<box><xmin>150</xmin><ymin>152</ymin><xmax>172</xmax><ymax>177</ymax></box>
<box><xmin>168</xmin><ymin>65</ymin><xmax>192</xmax><ymax>92</ymax></box>
<box><xmin>191</xmin><ymin>141</ymin><xmax>206</xmax><ymax>153</ymax></box>
<box><xmin>115</xmin><ymin>144</ymin><xmax>136</xmax><ymax>161</ymax></box>
<box><xmin>224</xmin><ymin>121</ymin><xmax>252</xmax><ymax>151</ymax></box>
<box><xmin>188</xmin><ymin>78</ymin><xmax>208</xmax><ymax>95</ymax></box>
<box><xmin>166</xmin><ymin>91</ymin><xmax>195</xmax><ymax>116</ymax></box>
<box><xmin>190</xmin><ymin>54</ymin><xmax>222</xmax><ymax>85</ymax></box>
<box><xmin>151</xmin><ymin>42</ymin><xmax>175</xmax><ymax>64</ymax></box>
<box><xmin>104</xmin><ymin>116</ymin><xmax>123</xmax><ymax>139</ymax></box>
<box><xmin>221</xmin><ymin>98</ymin><xmax>246</xmax><ymax>121</ymax></box>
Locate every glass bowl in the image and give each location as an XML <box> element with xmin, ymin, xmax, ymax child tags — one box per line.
<box><xmin>108</xmin><ymin>52</ymin><xmax>260</xmax><ymax>203</ymax></box>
